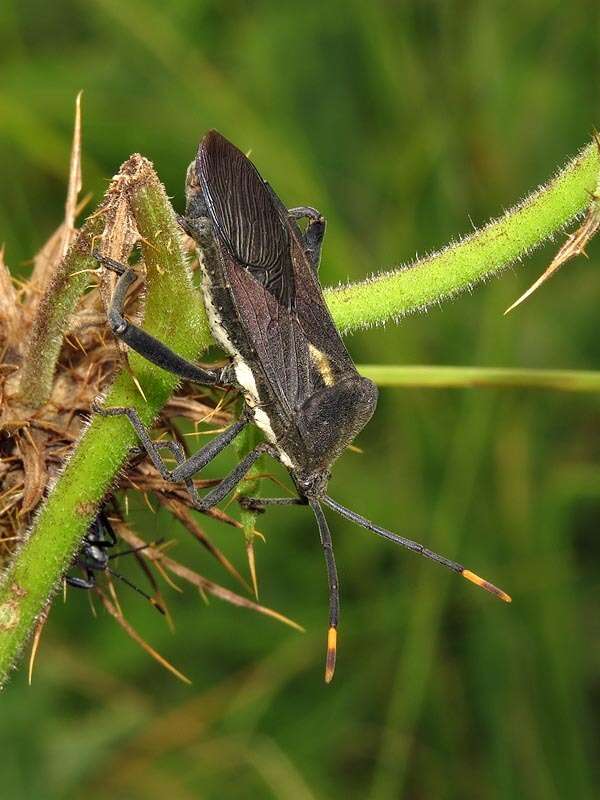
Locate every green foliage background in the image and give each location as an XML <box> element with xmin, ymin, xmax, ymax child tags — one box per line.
<box><xmin>1</xmin><ymin>2</ymin><xmax>599</xmax><ymax>798</ymax></box>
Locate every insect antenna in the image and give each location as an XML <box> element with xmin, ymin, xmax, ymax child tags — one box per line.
<box><xmin>309</xmin><ymin>499</ymin><xmax>340</xmax><ymax>683</ymax></box>
<box><xmin>107</xmin><ymin>539</ymin><xmax>165</xmax><ymax>561</ymax></box>
<box><xmin>322</xmin><ymin>496</ymin><xmax>511</xmax><ymax>603</ymax></box>
<box><xmin>106</xmin><ymin>567</ymin><xmax>166</xmax><ymax>615</ymax></box>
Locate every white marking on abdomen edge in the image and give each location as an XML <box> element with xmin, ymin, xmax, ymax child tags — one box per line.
<box><xmin>199</xmin><ymin>256</ymin><xmax>262</xmax><ymax>410</ymax></box>
<box><xmin>199</xmin><ymin>253</ymin><xmax>236</xmax><ymax>354</ymax></box>
<box><xmin>253</xmin><ymin>408</ymin><xmax>294</xmax><ymax>469</ymax></box>
<box><xmin>252</xmin><ymin>407</ymin><xmax>276</xmax><ymax>442</ymax></box>
<box><xmin>197</xmin><ymin>252</ymin><xmax>295</xmax><ymax>470</ymax></box>
<box><xmin>234</xmin><ymin>360</ymin><xmax>259</xmax><ymax>403</ymax></box>
<box><xmin>277</xmin><ymin>449</ymin><xmax>294</xmax><ymax>469</ymax></box>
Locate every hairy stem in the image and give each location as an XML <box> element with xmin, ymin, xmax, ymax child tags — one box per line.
<box><xmin>1</xmin><ymin>139</ymin><xmax>598</xmax><ymax>684</ymax></box>
<box><xmin>18</xmin><ymin>212</ymin><xmax>107</xmax><ymax>407</ymax></box>
<box><xmin>326</xmin><ymin>141</ymin><xmax>600</xmax><ymax>332</ymax></box>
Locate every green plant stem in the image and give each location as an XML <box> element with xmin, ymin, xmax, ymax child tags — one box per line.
<box><xmin>0</xmin><ymin>140</ymin><xmax>598</xmax><ymax>684</ymax></box>
<box><xmin>0</xmin><ymin>156</ymin><xmax>209</xmax><ymax>682</ymax></box>
<box><xmin>17</xmin><ymin>212</ymin><xmax>107</xmax><ymax>407</ymax></box>
<box><xmin>358</xmin><ymin>365</ymin><xmax>600</xmax><ymax>392</ymax></box>
<box><xmin>326</xmin><ymin>142</ymin><xmax>600</xmax><ymax>332</ymax></box>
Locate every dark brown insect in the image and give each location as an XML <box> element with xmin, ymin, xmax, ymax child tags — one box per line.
<box><xmin>94</xmin><ymin>131</ymin><xmax>510</xmax><ymax>682</ymax></box>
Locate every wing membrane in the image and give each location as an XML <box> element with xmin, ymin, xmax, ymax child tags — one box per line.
<box><xmin>225</xmin><ymin>260</ymin><xmax>310</xmax><ymax>414</ymax></box>
<box><xmin>198</xmin><ymin>130</ymin><xmax>295</xmax><ymax>310</ymax></box>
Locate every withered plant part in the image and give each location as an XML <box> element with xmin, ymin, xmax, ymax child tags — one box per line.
<box><xmin>115</xmin><ymin>522</ymin><xmax>302</xmax><ymax>631</ymax></box>
<box><xmin>96</xmin><ymin>588</ymin><xmax>192</xmax><ymax>685</ymax></box>
<box><xmin>0</xmin><ymin>178</ymin><xmax>237</xmax><ymax>564</ymax></box>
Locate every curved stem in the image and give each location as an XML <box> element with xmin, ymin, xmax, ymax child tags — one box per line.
<box><xmin>326</xmin><ymin>141</ymin><xmax>599</xmax><ymax>332</ymax></box>
<box><xmin>17</xmin><ymin>212</ymin><xmax>107</xmax><ymax>407</ymax></box>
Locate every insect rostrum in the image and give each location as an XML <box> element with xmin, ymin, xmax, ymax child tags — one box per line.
<box><xmin>94</xmin><ymin>130</ymin><xmax>510</xmax><ymax>683</ymax></box>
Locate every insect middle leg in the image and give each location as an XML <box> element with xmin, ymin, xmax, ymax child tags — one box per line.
<box><xmin>94</xmin><ymin>404</ymin><xmax>276</xmax><ymax>512</ymax></box>
<box><xmin>94</xmin><ymin>403</ymin><xmax>248</xmax><ymax>495</ymax></box>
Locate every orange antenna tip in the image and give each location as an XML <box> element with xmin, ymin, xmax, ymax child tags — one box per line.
<box><xmin>462</xmin><ymin>569</ymin><xmax>512</xmax><ymax>603</ymax></box>
<box><xmin>325</xmin><ymin>627</ymin><xmax>337</xmax><ymax>684</ymax></box>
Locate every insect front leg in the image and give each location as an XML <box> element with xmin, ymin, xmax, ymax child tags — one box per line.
<box><xmin>288</xmin><ymin>206</ymin><xmax>326</xmax><ymax>272</ymax></box>
<box><xmin>94</xmin><ymin>252</ymin><xmax>234</xmax><ymax>387</ymax></box>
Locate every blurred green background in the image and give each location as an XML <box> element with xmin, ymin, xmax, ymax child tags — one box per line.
<box><xmin>1</xmin><ymin>2</ymin><xmax>599</xmax><ymax>798</ymax></box>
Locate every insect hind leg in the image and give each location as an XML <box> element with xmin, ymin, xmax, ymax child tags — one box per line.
<box><xmin>288</xmin><ymin>206</ymin><xmax>326</xmax><ymax>272</ymax></box>
<box><xmin>261</xmin><ymin>182</ymin><xmax>326</xmax><ymax>272</ymax></box>
<box><xmin>191</xmin><ymin>443</ymin><xmax>278</xmax><ymax>512</ymax></box>
<box><xmin>94</xmin><ymin>402</ymin><xmax>250</xmax><ymax>506</ymax></box>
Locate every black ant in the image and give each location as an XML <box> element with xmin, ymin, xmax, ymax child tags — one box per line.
<box><xmin>66</xmin><ymin>510</ymin><xmax>165</xmax><ymax>614</ymax></box>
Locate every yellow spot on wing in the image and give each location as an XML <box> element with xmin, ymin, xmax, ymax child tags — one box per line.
<box><xmin>309</xmin><ymin>343</ymin><xmax>335</xmax><ymax>386</ymax></box>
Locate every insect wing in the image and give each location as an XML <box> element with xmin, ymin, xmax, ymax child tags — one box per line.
<box><xmin>197</xmin><ymin>131</ymin><xmax>356</xmax><ymax>415</ymax></box>
<box><xmin>198</xmin><ymin>130</ymin><xmax>295</xmax><ymax>311</ymax></box>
